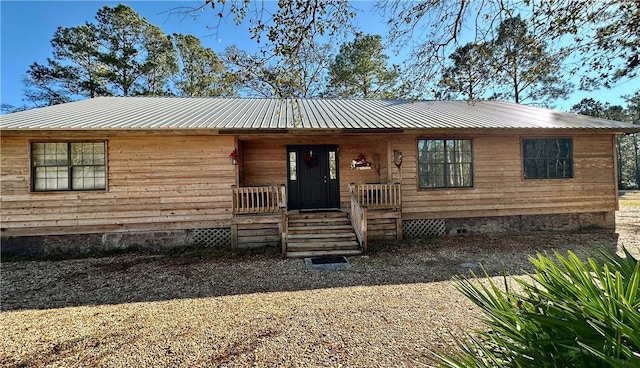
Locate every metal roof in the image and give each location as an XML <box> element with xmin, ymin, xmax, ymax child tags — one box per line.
<box><xmin>1</xmin><ymin>97</ymin><xmax>638</xmax><ymax>132</ymax></box>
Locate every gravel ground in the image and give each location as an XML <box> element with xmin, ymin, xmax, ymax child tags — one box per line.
<box><xmin>1</xmin><ymin>197</ymin><xmax>638</xmax><ymax>367</ymax></box>
<box><xmin>617</xmin><ymin>191</ymin><xmax>640</xmax><ymax>252</ymax></box>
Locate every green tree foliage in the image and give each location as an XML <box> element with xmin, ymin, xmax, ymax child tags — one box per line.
<box><xmin>327</xmin><ymin>33</ymin><xmax>400</xmax><ymax>98</ymax></box>
<box><xmin>172</xmin><ymin>34</ymin><xmax>233</xmax><ymax>97</ymax></box>
<box><xmin>623</xmin><ymin>92</ymin><xmax>640</xmax><ymax>189</ymax></box>
<box><xmin>95</xmin><ymin>5</ymin><xmax>177</xmax><ymax>96</ymax></box>
<box><xmin>21</xmin><ymin>4</ymin><xmax>233</xmax><ymax>106</ymax></box>
<box><xmin>23</xmin><ymin>23</ymin><xmax>108</xmax><ymax>107</ymax></box>
<box><xmin>437</xmin><ymin>42</ymin><xmax>492</xmax><ymax>100</ymax></box>
<box><xmin>50</xmin><ymin>22</ymin><xmax>107</xmax><ymax>98</ymax></box>
<box><xmin>603</xmin><ymin>106</ymin><xmax>636</xmax><ymax>190</ymax></box>
<box><xmin>489</xmin><ymin>16</ymin><xmax>572</xmax><ymax>105</ymax></box>
<box><xmin>570</xmin><ymin>98</ymin><xmax>608</xmax><ymax>118</ymax></box>
<box><xmin>434</xmin><ymin>248</ymin><xmax>640</xmax><ymax>367</ymax></box>
<box><xmin>437</xmin><ymin>16</ymin><xmax>572</xmax><ymax>105</ymax></box>
<box><xmin>571</xmin><ymin>95</ymin><xmax>640</xmax><ymax>189</ymax></box>
<box><xmin>22</xmin><ymin>60</ymin><xmax>75</xmax><ymax>107</ymax></box>
<box><xmin>137</xmin><ymin>26</ymin><xmax>178</xmax><ymax>96</ymax></box>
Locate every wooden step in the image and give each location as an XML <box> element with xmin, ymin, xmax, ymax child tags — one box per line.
<box><xmin>286</xmin><ymin>249</ymin><xmax>362</xmax><ymax>259</ymax></box>
<box><xmin>288</xmin><ymin>232</ymin><xmax>357</xmax><ymax>240</ymax></box>
<box><xmin>287</xmin><ymin>241</ymin><xmax>360</xmax><ymax>251</ymax></box>
<box><xmin>287</xmin><ymin>225</ymin><xmax>354</xmax><ymax>234</ymax></box>
<box><xmin>289</xmin><ymin>212</ymin><xmax>347</xmax><ymax>220</ymax></box>
<box><xmin>285</xmin><ymin>211</ymin><xmax>361</xmax><ymax>258</ymax></box>
<box><xmin>288</xmin><ymin>218</ymin><xmax>351</xmax><ymax>226</ymax></box>
<box><xmin>289</xmin><ymin>238</ymin><xmax>358</xmax><ymax>245</ymax></box>
<box><xmin>287</xmin><ymin>240</ymin><xmax>360</xmax><ymax>251</ymax></box>
<box><xmin>289</xmin><ymin>239</ymin><xmax>358</xmax><ymax>246</ymax></box>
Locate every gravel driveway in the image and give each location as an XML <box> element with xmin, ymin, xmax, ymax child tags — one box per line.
<box><xmin>1</xmin><ymin>196</ymin><xmax>638</xmax><ymax>367</ymax></box>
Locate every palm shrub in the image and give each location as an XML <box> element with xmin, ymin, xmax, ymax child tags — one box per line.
<box><xmin>435</xmin><ymin>247</ymin><xmax>640</xmax><ymax>367</ymax></box>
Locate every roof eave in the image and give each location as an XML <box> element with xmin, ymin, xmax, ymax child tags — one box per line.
<box><xmin>1</xmin><ymin>126</ymin><xmax>637</xmax><ymax>134</ymax></box>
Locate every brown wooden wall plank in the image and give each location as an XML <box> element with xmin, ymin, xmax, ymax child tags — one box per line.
<box><xmin>391</xmin><ymin>132</ymin><xmax>617</xmax><ymax>219</ymax></box>
<box><xmin>1</xmin><ymin>134</ymin><xmax>237</xmax><ymax>236</ymax></box>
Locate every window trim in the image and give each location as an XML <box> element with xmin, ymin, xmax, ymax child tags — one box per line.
<box><xmin>521</xmin><ymin>137</ymin><xmax>574</xmax><ymax>180</ymax></box>
<box><xmin>417</xmin><ymin>137</ymin><xmax>474</xmax><ymax>189</ymax></box>
<box><xmin>30</xmin><ymin>140</ymin><xmax>108</xmax><ymax>192</ymax></box>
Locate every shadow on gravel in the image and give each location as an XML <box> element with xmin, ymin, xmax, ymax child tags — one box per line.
<box><xmin>1</xmin><ymin>231</ymin><xmax>621</xmax><ymax>311</ymax></box>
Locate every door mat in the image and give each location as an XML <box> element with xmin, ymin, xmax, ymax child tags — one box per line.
<box><xmin>304</xmin><ymin>256</ymin><xmax>350</xmax><ymax>270</ymax></box>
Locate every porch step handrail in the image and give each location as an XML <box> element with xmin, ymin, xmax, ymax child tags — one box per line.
<box><xmin>352</xmin><ymin>183</ymin><xmax>401</xmax><ymax>210</ymax></box>
<box><xmin>349</xmin><ymin>183</ymin><xmax>368</xmax><ymax>254</ymax></box>
<box><xmin>280</xmin><ymin>206</ymin><xmax>288</xmax><ymax>258</ymax></box>
<box><xmin>232</xmin><ymin>185</ymin><xmax>287</xmax><ymax>214</ymax></box>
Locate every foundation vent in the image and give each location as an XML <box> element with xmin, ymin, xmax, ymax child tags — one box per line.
<box><xmin>403</xmin><ymin>219</ymin><xmax>446</xmax><ymax>238</ymax></box>
<box><xmin>192</xmin><ymin>228</ymin><xmax>231</xmax><ymax>247</ymax></box>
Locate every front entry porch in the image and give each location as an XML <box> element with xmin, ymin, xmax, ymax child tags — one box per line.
<box><xmin>230</xmin><ymin>183</ymin><xmax>402</xmax><ymax>258</ymax></box>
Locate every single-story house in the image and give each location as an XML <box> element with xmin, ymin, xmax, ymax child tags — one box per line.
<box><xmin>1</xmin><ymin>97</ymin><xmax>638</xmax><ymax>257</ymax></box>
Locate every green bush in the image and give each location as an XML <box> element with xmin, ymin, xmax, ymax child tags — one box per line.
<box><xmin>435</xmin><ymin>247</ymin><xmax>640</xmax><ymax>368</ymax></box>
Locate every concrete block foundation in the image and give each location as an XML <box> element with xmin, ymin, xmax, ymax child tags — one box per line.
<box><xmin>445</xmin><ymin>211</ymin><xmax>615</xmax><ymax>236</ymax></box>
<box><xmin>2</xmin><ymin>230</ymin><xmax>195</xmax><ymax>257</ymax></box>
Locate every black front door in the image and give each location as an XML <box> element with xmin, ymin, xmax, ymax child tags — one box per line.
<box><xmin>287</xmin><ymin>145</ymin><xmax>340</xmax><ymax>210</ymax></box>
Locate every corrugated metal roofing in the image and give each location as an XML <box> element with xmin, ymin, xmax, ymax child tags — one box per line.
<box><xmin>1</xmin><ymin>97</ymin><xmax>638</xmax><ymax>132</ymax></box>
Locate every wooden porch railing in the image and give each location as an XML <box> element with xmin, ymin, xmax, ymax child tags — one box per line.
<box><xmin>232</xmin><ymin>185</ymin><xmax>287</xmax><ymax>214</ymax></box>
<box><xmin>349</xmin><ymin>183</ymin><xmax>368</xmax><ymax>254</ymax></box>
<box><xmin>280</xmin><ymin>206</ymin><xmax>288</xmax><ymax>258</ymax></box>
<box><xmin>352</xmin><ymin>183</ymin><xmax>401</xmax><ymax>210</ymax></box>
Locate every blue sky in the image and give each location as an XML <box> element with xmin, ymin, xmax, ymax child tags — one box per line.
<box><xmin>0</xmin><ymin>0</ymin><xmax>262</xmax><ymax>108</ymax></box>
<box><xmin>1</xmin><ymin>1</ymin><xmax>637</xmax><ymax>111</ymax></box>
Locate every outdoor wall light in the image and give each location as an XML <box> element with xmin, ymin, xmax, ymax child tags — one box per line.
<box><xmin>229</xmin><ymin>149</ymin><xmax>239</xmax><ymax>165</ymax></box>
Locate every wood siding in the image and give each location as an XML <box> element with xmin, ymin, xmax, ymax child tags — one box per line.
<box><xmin>1</xmin><ymin>132</ymin><xmax>236</xmax><ymax>236</ymax></box>
<box><xmin>389</xmin><ymin>132</ymin><xmax>618</xmax><ymax>219</ymax></box>
<box><xmin>367</xmin><ymin>211</ymin><xmax>402</xmax><ymax>240</ymax></box>
<box><xmin>231</xmin><ymin>214</ymin><xmax>281</xmax><ymax>248</ymax></box>
<box><xmin>1</xmin><ymin>130</ymin><xmax>619</xmax><ymax>240</ymax></box>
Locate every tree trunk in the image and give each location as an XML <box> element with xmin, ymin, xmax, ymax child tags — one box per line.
<box><xmin>512</xmin><ymin>67</ymin><xmax>519</xmax><ymax>104</ymax></box>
